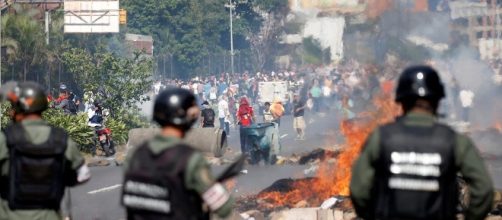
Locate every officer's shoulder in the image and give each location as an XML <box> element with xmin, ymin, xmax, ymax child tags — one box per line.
<box><xmin>434</xmin><ymin>121</ymin><xmax>459</xmax><ymax>135</ymax></box>
<box><xmin>376</xmin><ymin>121</ymin><xmax>399</xmax><ymax>132</ymax></box>
<box><xmin>175</xmin><ymin>142</ymin><xmax>201</xmax><ymax>154</ymax></box>
<box><xmin>175</xmin><ymin>143</ymin><xmax>206</xmax><ymax>163</ymax></box>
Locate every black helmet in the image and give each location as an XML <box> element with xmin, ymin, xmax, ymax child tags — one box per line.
<box><xmin>153</xmin><ymin>88</ymin><xmax>199</xmax><ymax>131</ymax></box>
<box><xmin>395</xmin><ymin>65</ymin><xmax>445</xmax><ymax>102</ymax></box>
<box><xmin>93</xmin><ymin>100</ymin><xmax>102</xmax><ymax>107</ymax></box>
<box><xmin>1</xmin><ymin>81</ymin><xmax>48</xmax><ymax>114</ymax></box>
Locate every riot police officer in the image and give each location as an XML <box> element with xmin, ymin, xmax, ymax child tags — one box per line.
<box><xmin>0</xmin><ymin>81</ymin><xmax>91</xmax><ymax>220</ymax></box>
<box><xmin>350</xmin><ymin>66</ymin><xmax>494</xmax><ymax>220</ymax></box>
<box><xmin>122</xmin><ymin>88</ymin><xmax>233</xmax><ymax>219</ymax></box>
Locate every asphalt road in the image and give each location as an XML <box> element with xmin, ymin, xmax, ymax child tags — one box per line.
<box><xmin>67</xmin><ymin>111</ymin><xmax>342</xmax><ymax>220</ymax></box>
<box><xmin>67</xmin><ymin>99</ymin><xmax>502</xmax><ymax>219</ymax></box>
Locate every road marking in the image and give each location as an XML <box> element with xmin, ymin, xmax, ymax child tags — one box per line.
<box><xmin>88</xmin><ymin>184</ymin><xmax>122</xmax><ymax>194</ymax></box>
<box><xmin>280</xmin><ymin>134</ymin><xmax>288</xmax><ymax>139</ymax></box>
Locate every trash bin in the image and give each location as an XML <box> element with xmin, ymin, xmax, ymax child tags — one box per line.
<box><xmin>242</xmin><ymin>122</ymin><xmax>280</xmax><ymax>165</ymax></box>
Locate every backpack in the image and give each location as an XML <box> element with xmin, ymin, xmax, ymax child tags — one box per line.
<box><xmin>3</xmin><ymin>124</ymin><xmax>68</xmax><ymax>210</ymax></box>
<box><xmin>122</xmin><ymin>142</ymin><xmax>207</xmax><ymax>219</ymax></box>
<box><xmin>202</xmin><ymin>109</ymin><xmax>215</xmax><ymax>125</ymax></box>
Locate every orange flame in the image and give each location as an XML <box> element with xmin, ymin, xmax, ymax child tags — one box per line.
<box><xmin>225</xmin><ymin>179</ymin><xmax>237</xmax><ymax>191</ymax></box>
<box><xmin>495</xmin><ymin>122</ymin><xmax>502</xmax><ymax>133</ymax></box>
<box><xmin>258</xmin><ymin>93</ymin><xmax>401</xmax><ymax>207</ymax></box>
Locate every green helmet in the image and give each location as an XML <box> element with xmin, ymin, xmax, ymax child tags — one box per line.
<box><xmin>1</xmin><ymin>81</ymin><xmax>48</xmax><ymax>114</ymax></box>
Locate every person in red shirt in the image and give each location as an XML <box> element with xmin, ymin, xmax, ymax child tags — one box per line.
<box><xmin>55</xmin><ymin>90</ymin><xmax>69</xmax><ymax>104</ymax></box>
<box><xmin>47</xmin><ymin>94</ymin><xmax>53</xmax><ymax>103</ymax></box>
<box><xmin>237</xmin><ymin>97</ymin><xmax>254</xmax><ymax>156</ymax></box>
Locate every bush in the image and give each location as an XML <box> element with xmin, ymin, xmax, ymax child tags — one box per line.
<box><xmin>1</xmin><ymin>102</ymin><xmax>11</xmax><ymax>128</ymax></box>
<box><xmin>0</xmin><ymin>102</ymin><xmax>152</xmax><ymax>151</ymax></box>
<box><xmin>118</xmin><ymin>108</ymin><xmax>153</xmax><ymax>129</ymax></box>
<box><xmin>107</xmin><ymin>109</ymin><xmax>154</xmax><ymax>145</ymax></box>
<box><xmin>2</xmin><ymin>105</ymin><xmax>95</xmax><ymax>152</ymax></box>
<box><xmin>42</xmin><ymin>108</ymin><xmax>95</xmax><ymax>152</ymax></box>
<box><xmin>105</xmin><ymin>117</ymin><xmax>128</xmax><ymax>145</ymax></box>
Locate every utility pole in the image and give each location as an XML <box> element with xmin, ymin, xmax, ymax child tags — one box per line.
<box><xmin>45</xmin><ymin>11</ymin><xmax>50</xmax><ymax>45</ymax></box>
<box><xmin>170</xmin><ymin>53</ymin><xmax>173</xmax><ymax>79</ymax></box>
<box><xmin>0</xmin><ymin>9</ymin><xmax>2</xmax><ymax>86</ymax></box>
<box><xmin>225</xmin><ymin>0</ymin><xmax>235</xmax><ymax>75</ymax></box>
<box><xmin>0</xmin><ymin>9</ymin><xmax>2</xmax><ymax>128</ymax></box>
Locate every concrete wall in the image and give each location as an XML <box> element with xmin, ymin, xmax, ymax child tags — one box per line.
<box><xmin>303</xmin><ymin>16</ymin><xmax>345</xmax><ymax>62</ymax></box>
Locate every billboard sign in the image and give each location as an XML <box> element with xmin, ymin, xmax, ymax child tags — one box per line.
<box><xmin>449</xmin><ymin>1</ymin><xmax>488</xmax><ymax>19</ymax></box>
<box><xmin>64</xmin><ymin>0</ymin><xmax>120</xmax><ymax>33</ymax></box>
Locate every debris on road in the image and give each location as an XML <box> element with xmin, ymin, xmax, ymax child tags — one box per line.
<box><xmin>87</xmin><ymin>158</ymin><xmax>110</xmax><ymax>167</ymax></box>
<box><xmin>320</xmin><ymin>197</ymin><xmax>339</xmax><ymax>209</ymax></box>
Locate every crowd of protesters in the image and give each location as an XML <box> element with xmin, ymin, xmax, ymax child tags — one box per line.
<box><xmin>151</xmin><ymin>59</ymin><xmax>412</xmax><ymax>162</ymax></box>
<box><xmin>161</xmin><ymin>60</ymin><xmax>406</xmax><ymax>115</ymax></box>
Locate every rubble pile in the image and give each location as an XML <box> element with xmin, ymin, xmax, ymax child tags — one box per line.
<box><xmin>236</xmin><ymin>196</ymin><xmax>357</xmax><ymax>220</ymax></box>
<box><xmin>273</xmin><ymin>148</ymin><xmax>342</xmax><ymax>166</ymax></box>
<box><xmin>206</xmin><ymin>147</ymin><xmax>342</xmax><ymax>166</ymax></box>
<box><xmin>236</xmin><ymin>177</ymin><xmax>354</xmax><ymax>218</ymax></box>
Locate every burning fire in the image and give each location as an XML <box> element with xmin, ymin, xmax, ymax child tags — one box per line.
<box><xmin>495</xmin><ymin>122</ymin><xmax>502</xmax><ymax>133</ymax></box>
<box><xmin>258</xmin><ymin>94</ymin><xmax>401</xmax><ymax>207</ymax></box>
<box><xmin>225</xmin><ymin>179</ymin><xmax>237</xmax><ymax>191</ymax></box>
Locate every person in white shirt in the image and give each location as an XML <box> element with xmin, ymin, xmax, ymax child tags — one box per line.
<box><xmin>210</xmin><ymin>86</ymin><xmax>218</xmax><ymax>105</ymax></box>
<box><xmin>263</xmin><ymin>102</ymin><xmax>274</xmax><ymax>123</ymax></box>
<box><xmin>83</xmin><ymin>91</ymin><xmax>95</xmax><ymax>112</ymax></box>
<box><xmin>321</xmin><ymin>84</ymin><xmax>331</xmax><ymax>113</ymax></box>
<box><xmin>153</xmin><ymin>80</ymin><xmax>162</xmax><ymax>95</ymax></box>
<box><xmin>218</xmin><ymin>95</ymin><xmax>230</xmax><ymax>136</ymax></box>
<box><xmin>459</xmin><ymin>89</ymin><xmax>474</xmax><ymax>122</ymax></box>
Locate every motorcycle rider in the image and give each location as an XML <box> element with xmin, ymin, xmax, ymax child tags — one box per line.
<box><xmin>88</xmin><ymin>100</ymin><xmax>104</xmax><ymax>125</ymax></box>
<box><xmin>122</xmin><ymin>88</ymin><xmax>233</xmax><ymax>219</ymax></box>
<box><xmin>350</xmin><ymin>66</ymin><xmax>494</xmax><ymax>220</ymax></box>
<box><xmin>0</xmin><ymin>81</ymin><xmax>91</xmax><ymax>220</ymax></box>
<box><xmin>87</xmin><ymin>100</ymin><xmax>114</xmax><ymax>157</ymax></box>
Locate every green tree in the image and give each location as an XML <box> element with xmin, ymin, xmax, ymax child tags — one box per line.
<box><xmin>248</xmin><ymin>0</ymin><xmax>289</xmax><ymax>71</ymax></box>
<box><xmin>62</xmin><ymin>48</ymin><xmax>153</xmax><ymax>115</ymax></box>
<box><xmin>2</xmin><ymin>4</ymin><xmax>47</xmax><ymax>81</ymax></box>
<box><xmin>299</xmin><ymin>37</ymin><xmax>331</xmax><ymax>65</ymax></box>
<box><xmin>121</xmin><ymin>0</ymin><xmax>289</xmax><ymax>76</ymax></box>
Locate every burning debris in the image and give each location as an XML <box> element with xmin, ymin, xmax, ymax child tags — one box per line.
<box><xmin>298</xmin><ymin>148</ymin><xmax>341</xmax><ymax>165</ymax></box>
<box><xmin>273</xmin><ymin>148</ymin><xmax>342</xmax><ymax>166</ymax></box>
<box><xmin>235</xmin><ymin>94</ymin><xmax>401</xmax><ymax>218</ymax></box>
<box><xmin>232</xmin><ymin>93</ymin><xmax>502</xmax><ymax>219</ymax></box>
<box><xmin>235</xmin><ymin>177</ymin><xmax>353</xmax><ymax>216</ymax></box>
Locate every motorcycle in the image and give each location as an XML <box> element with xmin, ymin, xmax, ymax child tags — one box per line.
<box><xmin>95</xmin><ymin>124</ymin><xmax>115</xmax><ymax>157</ymax></box>
<box><xmin>88</xmin><ymin>108</ymin><xmax>115</xmax><ymax>157</ymax></box>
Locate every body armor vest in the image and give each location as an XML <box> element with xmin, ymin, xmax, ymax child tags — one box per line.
<box><xmin>373</xmin><ymin>118</ymin><xmax>457</xmax><ymax>220</ymax></box>
<box><xmin>3</xmin><ymin>124</ymin><xmax>68</xmax><ymax>210</ymax></box>
<box><xmin>122</xmin><ymin>142</ymin><xmax>208</xmax><ymax>220</ymax></box>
